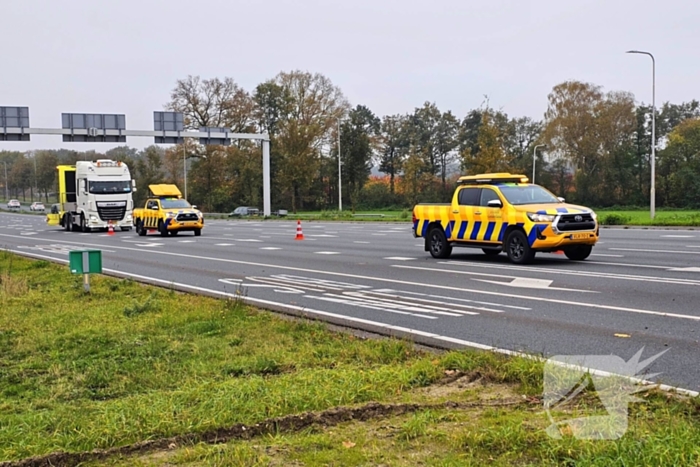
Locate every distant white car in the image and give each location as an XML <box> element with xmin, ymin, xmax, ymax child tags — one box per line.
<box><xmin>7</xmin><ymin>199</ymin><xmax>20</xmax><ymax>210</ymax></box>
<box><xmin>30</xmin><ymin>202</ymin><xmax>45</xmax><ymax>212</ymax></box>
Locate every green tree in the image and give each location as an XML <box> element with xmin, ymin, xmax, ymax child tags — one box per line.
<box><xmin>336</xmin><ymin>105</ymin><xmax>380</xmax><ymax>211</ymax></box>
<box><xmin>658</xmin><ymin>118</ymin><xmax>700</xmax><ymax>207</ymax></box>
<box><xmin>378</xmin><ymin>114</ymin><xmax>409</xmax><ymax>196</ymax></box>
<box><xmin>461</xmin><ymin>109</ymin><xmax>511</xmax><ymax>174</ymax></box>
<box><xmin>35</xmin><ymin>151</ymin><xmax>59</xmax><ymax>203</ymax></box>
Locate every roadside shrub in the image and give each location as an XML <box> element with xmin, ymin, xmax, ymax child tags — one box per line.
<box><xmin>600</xmin><ymin>213</ymin><xmax>632</xmax><ymax>225</ymax></box>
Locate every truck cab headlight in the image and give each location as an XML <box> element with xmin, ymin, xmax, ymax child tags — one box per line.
<box><xmin>90</xmin><ymin>215</ymin><xmax>98</xmax><ymax>221</ymax></box>
<box><xmin>527</xmin><ymin>212</ymin><xmax>556</xmax><ymax>222</ymax></box>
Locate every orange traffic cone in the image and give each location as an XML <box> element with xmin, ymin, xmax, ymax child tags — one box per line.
<box><xmin>295</xmin><ymin>220</ymin><xmax>304</xmax><ymax>240</ymax></box>
<box><xmin>107</xmin><ymin>223</ymin><xmax>115</xmax><ymax>236</ymax></box>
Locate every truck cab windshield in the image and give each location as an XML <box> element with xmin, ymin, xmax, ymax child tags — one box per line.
<box><xmin>160</xmin><ymin>199</ymin><xmax>191</xmax><ymax>209</ymax></box>
<box><xmin>88</xmin><ymin>181</ymin><xmax>132</xmax><ymax>194</ymax></box>
<box><xmin>499</xmin><ymin>185</ymin><xmax>559</xmax><ymax>205</ymax></box>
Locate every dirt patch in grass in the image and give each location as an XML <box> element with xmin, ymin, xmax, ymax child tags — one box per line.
<box><xmin>0</xmin><ymin>398</ymin><xmax>527</xmax><ymax>467</ymax></box>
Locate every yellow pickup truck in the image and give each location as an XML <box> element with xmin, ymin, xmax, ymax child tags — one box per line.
<box><xmin>132</xmin><ymin>184</ymin><xmax>204</xmax><ymax>237</ymax></box>
<box><xmin>412</xmin><ymin>173</ymin><xmax>599</xmax><ymax>264</ymax></box>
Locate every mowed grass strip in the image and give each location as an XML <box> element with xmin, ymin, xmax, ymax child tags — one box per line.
<box><xmin>97</xmin><ymin>394</ymin><xmax>700</xmax><ymax>467</ymax></box>
<box><xmin>0</xmin><ymin>252</ymin><xmax>540</xmax><ymax>461</ymax></box>
<box><xmin>597</xmin><ymin>209</ymin><xmax>700</xmax><ymax>226</ymax></box>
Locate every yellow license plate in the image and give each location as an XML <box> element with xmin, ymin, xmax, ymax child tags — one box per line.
<box><xmin>571</xmin><ymin>233</ymin><xmax>589</xmax><ymax>240</ymax></box>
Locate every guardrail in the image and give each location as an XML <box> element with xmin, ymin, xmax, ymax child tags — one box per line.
<box><xmin>352</xmin><ymin>213</ymin><xmax>385</xmax><ymax>218</ymax></box>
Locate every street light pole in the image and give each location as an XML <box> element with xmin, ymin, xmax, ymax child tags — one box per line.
<box><xmin>532</xmin><ymin>144</ymin><xmax>546</xmax><ymax>184</ymax></box>
<box><xmin>183</xmin><ymin>144</ymin><xmax>187</xmax><ymax>200</ymax></box>
<box><xmin>33</xmin><ymin>153</ymin><xmax>37</xmax><ymax>200</ymax></box>
<box><xmin>626</xmin><ymin>50</ymin><xmax>656</xmax><ymax>219</ymax></box>
<box><xmin>3</xmin><ymin>161</ymin><xmax>7</xmax><ymax>201</ymax></box>
<box><xmin>337</xmin><ymin>119</ymin><xmax>342</xmax><ymax>212</ymax></box>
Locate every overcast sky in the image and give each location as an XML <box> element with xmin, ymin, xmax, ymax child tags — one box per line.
<box><xmin>2</xmin><ymin>0</ymin><xmax>698</xmax><ymax>151</ymax></box>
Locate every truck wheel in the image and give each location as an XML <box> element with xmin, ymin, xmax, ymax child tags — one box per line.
<box><xmin>506</xmin><ymin>230</ymin><xmax>535</xmax><ymax>264</ymax></box>
<box><xmin>194</xmin><ymin>229</ymin><xmax>201</xmax><ymax>237</ymax></box>
<box><xmin>564</xmin><ymin>245</ymin><xmax>592</xmax><ymax>261</ymax></box>
<box><xmin>428</xmin><ymin>227</ymin><xmax>451</xmax><ymax>259</ymax></box>
<box><xmin>80</xmin><ymin>215</ymin><xmax>88</xmax><ymax>233</ymax></box>
<box><xmin>66</xmin><ymin>214</ymin><xmax>74</xmax><ymax>232</ymax></box>
<box><xmin>158</xmin><ymin>220</ymin><xmax>168</xmax><ymax>237</ymax></box>
<box><xmin>63</xmin><ymin>214</ymin><xmax>71</xmax><ymax>232</ymax></box>
<box><xmin>137</xmin><ymin>220</ymin><xmax>147</xmax><ymax>237</ymax></box>
<box><xmin>482</xmin><ymin>248</ymin><xmax>501</xmax><ymax>256</ymax></box>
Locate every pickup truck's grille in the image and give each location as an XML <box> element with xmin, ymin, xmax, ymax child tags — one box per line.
<box><xmin>176</xmin><ymin>213</ymin><xmax>199</xmax><ymax>222</ymax></box>
<box><xmin>97</xmin><ymin>206</ymin><xmax>126</xmax><ymax>221</ymax></box>
<box><xmin>557</xmin><ymin>213</ymin><xmax>595</xmax><ymax>232</ymax></box>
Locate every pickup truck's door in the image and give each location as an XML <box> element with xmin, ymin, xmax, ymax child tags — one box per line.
<box><xmin>144</xmin><ymin>200</ymin><xmax>160</xmax><ymax>228</ymax></box>
<box><xmin>477</xmin><ymin>188</ymin><xmax>505</xmax><ymax>243</ymax></box>
<box><xmin>449</xmin><ymin>187</ymin><xmax>481</xmax><ymax>241</ymax></box>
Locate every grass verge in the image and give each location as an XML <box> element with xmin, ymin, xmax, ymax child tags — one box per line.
<box><xmin>0</xmin><ymin>252</ymin><xmax>697</xmax><ymax>466</ymax></box>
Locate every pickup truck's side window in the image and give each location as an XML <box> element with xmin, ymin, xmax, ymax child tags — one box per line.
<box><xmin>480</xmin><ymin>188</ymin><xmax>501</xmax><ymax>206</ymax></box>
<box><xmin>458</xmin><ymin>188</ymin><xmax>481</xmax><ymax>206</ymax></box>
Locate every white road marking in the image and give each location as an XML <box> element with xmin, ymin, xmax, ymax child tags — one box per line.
<box><xmin>661</xmin><ymin>235</ymin><xmax>695</xmax><ymax>238</ymax></box>
<box><xmin>610</xmin><ymin>248</ymin><xmax>700</xmax><ymax>255</ymax></box>
<box><xmin>237</xmin><ymin>239</ymin><xmax>263</xmax><ymax>242</ymax></box>
<box><xmin>215</xmin><ymin>243</ymin><xmax>234</xmax><ymax>246</ymax></box>
<box><xmin>179</xmin><ymin>240</ymin><xmax>196</xmax><ymax>243</ymax></box>
<box><xmin>135</xmin><ymin>243</ymin><xmax>163</xmax><ymax>248</ymax></box>
<box><xmin>384</xmin><ymin>257</ymin><xmax>416</xmax><ymax>261</ymax></box>
<box><xmin>474</xmin><ymin>277</ymin><xmax>595</xmax><ymax>293</ymax></box>
<box><xmin>315</xmin><ymin>251</ymin><xmax>340</xmax><ymax>255</ymax></box>
<box><xmin>308</xmin><ymin>234</ymin><xmax>338</xmax><ymax>238</ymax></box>
<box><xmin>20</xmin><ymin>232</ymin><xmax>37</xmax><ymax>236</ymax></box>
<box><xmin>668</xmin><ymin>267</ymin><xmax>700</xmax><ymax>272</ymax></box>
<box><xmin>590</xmin><ymin>254</ymin><xmax>624</xmax><ymax>258</ymax></box>
<box><xmin>260</xmin><ymin>247</ymin><xmax>281</xmax><ymax>250</ymax></box>
<box><xmin>353</xmin><ymin>241</ymin><xmax>370</xmax><ymax>244</ymax></box>
<box><xmin>5</xmin><ymin>232</ymin><xmax>700</xmax><ymax>322</ymax></box>
<box><xmin>372</xmin><ymin>233</ymin><xmax>387</xmax><ymax>236</ymax></box>
<box><xmin>687</xmin><ymin>245</ymin><xmax>700</xmax><ymax>248</ymax></box>
<box><xmin>438</xmin><ymin>261</ymin><xmax>700</xmax><ymax>287</ymax></box>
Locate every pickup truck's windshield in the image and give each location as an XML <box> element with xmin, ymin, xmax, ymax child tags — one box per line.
<box><xmin>499</xmin><ymin>185</ymin><xmax>559</xmax><ymax>205</ymax></box>
<box><xmin>161</xmin><ymin>199</ymin><xmax>191</xmax><ymax>209</ymax></box>
<box><xmin>89</xmin><ymin>180</ymin><xmax>132</xmax><ymax>194</ymax></box>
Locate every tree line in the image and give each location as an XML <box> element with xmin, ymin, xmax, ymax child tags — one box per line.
<box><xmin>2</xmin><ymin>72</ymin><xmax>699</xmax><ymax>211</ymax></box>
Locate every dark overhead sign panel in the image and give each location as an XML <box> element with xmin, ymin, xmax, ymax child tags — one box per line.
<box><xmin>154</xmin><ymin>111</ymin><xmax>184</xmax><ymax>144</ymax></box>
<box><xmin>0</xmin><ymin>107</ymin><xmax>30</xmax><ymax>141</ymax></box>
<box><xmin>199</xmin><ymin>127</ymin><xmax>231</xmax><ymax>146</ymax></box>
<box><xmin>62</xmin><ymin>113</ymin><xmax>126</xmax><ymax>142</ymax></box>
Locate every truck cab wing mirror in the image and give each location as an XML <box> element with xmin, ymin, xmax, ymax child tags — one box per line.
<box><xmin>487</xmin><ymin>199</ymin><xmax>503</xmax><ymax>208</ymax></box>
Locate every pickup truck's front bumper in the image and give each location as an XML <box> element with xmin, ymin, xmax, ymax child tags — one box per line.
<box><xmin>163</xmin><ymin>217</ymin><xmax>204</xmax><ymax>231</ymax></box>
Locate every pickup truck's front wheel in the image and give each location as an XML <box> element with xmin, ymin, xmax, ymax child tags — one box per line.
<box><xmin>564</xmin><ymin>245</ymin><xmax>592</xmax><ymax>261</ymax></box>
<box><xmin>428</xmin><ymin>227</ymin><xmax>452</xmax><ymax>259</ymax></box>
<box><xmin>506</xmin><ymin>230</ymin><xmax>535</xmax><ymax>264</ymax></box>
<box><xmin>158</xmin><ymin>220</ymin><xmax>168</xmax><ymax>237</ymax></box>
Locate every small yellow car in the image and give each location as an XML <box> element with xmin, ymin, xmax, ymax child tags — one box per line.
<box><xmin>412</xmin><ymin>173</ymin><xmax>599</xmax><ymax>264</ymax></box>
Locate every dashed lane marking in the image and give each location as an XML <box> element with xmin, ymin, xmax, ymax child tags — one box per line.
<box><xmin>384</xmin><ymin>257</ymin><xmax>416</xmax><ymax>261</ymax></box>
<box><xmin>315</xmin><ymin>251</ymin><xmax>341</xmax><ymax>255</ymax></box>
<box><xmin>260</xmin><ymin>247</ymin><xmax>282</xmax><ymax>250</ymax></box>
<box><xmin>215</xmin><ymin>243</ymin><xmax>235</xmax><ymax>246</ymax></box>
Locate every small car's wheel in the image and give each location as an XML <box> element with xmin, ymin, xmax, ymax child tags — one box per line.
<box><xmin>194</xmin><ymin>229</ymin><xmax>202</xmax><ymax>237</ymax></box>
<box><xmin>564</xmin><ymin>245</ymin><xmax>593</xmax><ymax>261</ymax></box>
<box><xmin>428</xmin><ymin>226</ymin><xmax>451</xmax><ymax>259</ymax></box>
<box><xmin>506</xmin><ymin>230</ymin><xmax>535</xmax><ymax>264</ymax></box>
<box><xmin>482</xmin><ymin>248</ymin><xmax>501</xmax><ymax>256</ymax></box>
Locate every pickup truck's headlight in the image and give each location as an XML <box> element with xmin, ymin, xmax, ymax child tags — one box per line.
<box><xmin>166</xmin><ymin>212</ymin><xmax>177</xmax><ymax>218</ymax></box>
<box><xmin>590</xmin><ymin>211</ymin><xmax>597</xmax><ymax>220</ymax></box>
<box><xmin>527</xmin><ymin>212</ymin><xmax>556</xmax><ymax>222</ymax></box>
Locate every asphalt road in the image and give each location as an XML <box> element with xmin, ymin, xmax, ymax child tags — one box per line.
<box><xmin>0</xmin><ymin>212</ymin><xmax>698</xmax><ymax>393</ymax></box>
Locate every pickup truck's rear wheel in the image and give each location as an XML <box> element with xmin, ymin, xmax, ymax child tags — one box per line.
<box><xmin>564</xmin><ymin>245</ymin><xmax>592</xmax><ymax>261</ymax></box>
<box><xmin>506</xmin><ymin>230</ymin><xmax>535</xmax><ymax>264</ymax></box>
<box><xmin>136</xmin><ymin>220</ymin><xmax>147</xmax><ymax>236</ymax></box>
<box><xmin>428</xmin><ymin>227</ymin><xmax>451</xmax><ymax>259</ymax></box>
